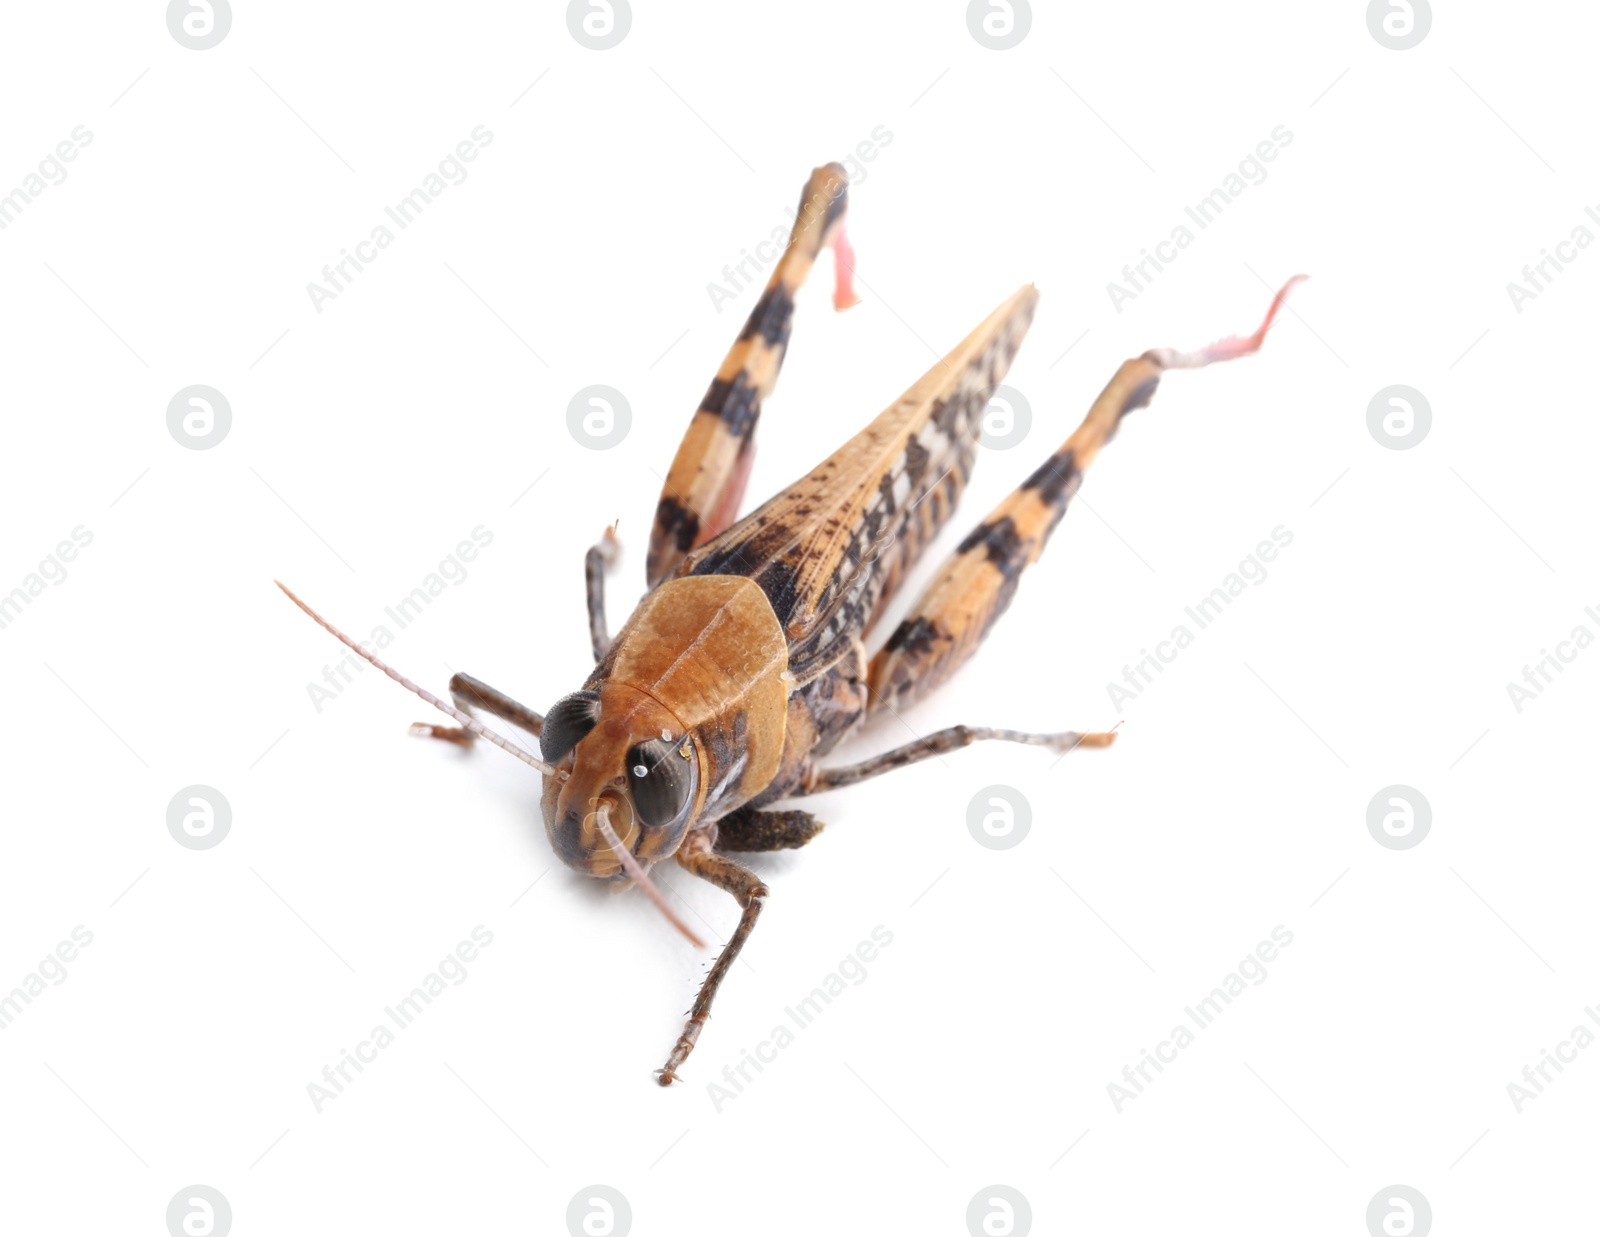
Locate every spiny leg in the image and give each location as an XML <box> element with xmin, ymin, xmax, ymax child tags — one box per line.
<box><xmin>803</xmin><ymin>724</ymin><xmax>1117</xmax><ymax>794</ymax></box>
<box><xmin>713</xmin><ymin>806</ymin><xmax>825</xmax><ymax>852</ymax></box>
<box><xmin>647</xmin><ymin>162</ymin><xmax>857</xmax><ymax>586</ymax></box>
<box><xmin>585</xmin><ymin>523</ymin><xmax>619</xmax><ymax>662</ymax></box>
<box><xmin>866</xmin><ymin>278</ymin><xmax>1305</xmax><ymax>717</ymax></box>
<box><xmin>656</xmin><ymin>832</ymin><xmax>769</xmax><ymax>1085</ymax></box>
<box><xmin>411</xmin><ymin>672</ymin><xmax>543</xmax><ymax>747</ymax></box>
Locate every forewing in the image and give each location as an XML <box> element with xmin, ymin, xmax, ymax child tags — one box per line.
<box><xmin>677</xmin><ymin>285</ymin><xmax>1039</xmax><ymax>685</ymax></box>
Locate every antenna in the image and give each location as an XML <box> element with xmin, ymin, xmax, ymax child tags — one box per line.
<box><xmin>596</xmin><ymin>803</ymin><xmax>707</xmax><ymax>949</ymax></box>
<box><xmin>275</xmin><ymin>580</ymin><xmax>562</xmax><ymax>779</ymax></box>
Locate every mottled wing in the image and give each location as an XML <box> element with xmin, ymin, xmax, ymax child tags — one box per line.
<box><xmin>676</xmin><ymin>285</ymin><xmax>1039</xmax><ymax>685</ymax></box>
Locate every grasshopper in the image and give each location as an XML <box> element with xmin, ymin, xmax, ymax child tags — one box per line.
<box><xmin>278</xmin><ymin>162</ymin><xmax>1301</xmax><ymax>1084</ymax></box>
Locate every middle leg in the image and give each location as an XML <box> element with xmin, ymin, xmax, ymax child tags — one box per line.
<box><xmin>802</xmin><ymin>724</ymin><xmax>1117</xmax><ymax>794</ymax></box>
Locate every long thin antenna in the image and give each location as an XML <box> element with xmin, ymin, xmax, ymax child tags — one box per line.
<box><xmin>596</xmin><ymin>802</ymin><xmax>706</xmax><ymax>949</ymax></box>
<box><xmin>275</xmin><ymin>580</ymin><xmax>561</xmax><ymax>779</ymax></box>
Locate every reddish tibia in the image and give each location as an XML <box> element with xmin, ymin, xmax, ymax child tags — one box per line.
<box><xmin>697</xmin><ymin>442</ymin><xmax>758</xmax><ymax>549</ymax></box>
<box><xmin>831</xmin><ymin>219</ymin><xmax>860</xmax><ymax>311</ymax></box>
<box><xmin>1151</xmin><ymin>275</ymin><xmax>1308</xmax><ymax>371</ymax></box>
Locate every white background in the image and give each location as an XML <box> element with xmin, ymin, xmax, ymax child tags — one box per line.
<box><xmin>1</xmin><ymin>1</ymin><xmax>1594</xmax><ymax>1233</ymax></box>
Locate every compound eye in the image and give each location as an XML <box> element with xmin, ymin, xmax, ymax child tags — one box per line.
<box><xmin>539</xmin><ymin>690</ymin><xmax>600</xmax><ymax>762</ymax></box>
<box><xmin>626</xmin><ymin>737</ymin><xmax>695</xmax><ymax>827</ymax></box>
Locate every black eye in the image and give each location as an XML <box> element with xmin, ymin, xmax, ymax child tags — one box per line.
<box><xmin>540</xmin><ymin>690</ymin><xmax>600</xmax><ymax>762</ymax></box>
<box><xmin>626</xmin><ymin>737</ymin><xmax>695</xmax><ymax>827</ymax></box>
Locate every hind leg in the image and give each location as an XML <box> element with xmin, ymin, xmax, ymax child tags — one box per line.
<box><xmin>647</xmin><ymin>162</ymin><xmax>857</xmax><ymax>585</ymax></box>
<box><xmin>865</xmin><ymin>278</ymin><xmax>1304</xmax><ymax>716</ymax></box>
